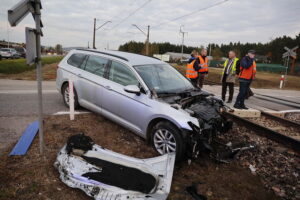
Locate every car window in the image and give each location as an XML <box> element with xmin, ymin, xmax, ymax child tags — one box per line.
<box><xmin>67</xmin><ymin>53</ymin><xmax>86</xmax><ymax>68</ymax></box>
<box><xmin>84</xmin><ymin>55</ymin><xmax>108</xmax><ymax>77</ymax></box>
<box><xmin>109</xmin><ymin>61</ymin><xmax>139</xmax><ymax>86</ymax></box>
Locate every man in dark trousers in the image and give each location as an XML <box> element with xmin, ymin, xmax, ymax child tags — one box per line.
<box><xmin>234</xmin><ymin>50</ymin><xmax>256</xmax><ymax>109</ymax></box>
<box><xmin>221</xmin><ymin>51</ymin><xmax>240</xmax><ymax>103</ymax></box>
<box><xmin>191</xmin><ymin>48</ymin><xmax>208</xmax><ymax>88</ymax></box>
<box><xmin>186</xmin><ymin>50</ymin><xmax>200</xmax><ymax>87</ymax></box>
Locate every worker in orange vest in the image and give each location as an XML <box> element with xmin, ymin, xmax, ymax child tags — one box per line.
<box><xmin>234</xmin><ymin>50</ymin><xmax>257</xmax><ymax>109</ymax></box>
<box><xmin>186</xmin><ymin>50</ymin><xmax>200</xmax><ymax>87</ymax></box>
<box><xmin>193</xmin><ymin>48</ymin><xmax>209</xmax><ymax>88</ymax></box>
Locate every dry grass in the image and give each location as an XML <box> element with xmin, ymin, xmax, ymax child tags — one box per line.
<box><xmin>0</xmin><ymin>113</ymin><xmax>277</xmax><ymax>200</ymax></box>
<box><xmin>0</xmin><ymin>63</ymin><xmax>57</xmax><ymax>81</ymax></box>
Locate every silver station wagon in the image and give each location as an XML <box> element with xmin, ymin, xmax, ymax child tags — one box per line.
<box><xmin>56</xmin><ymin>49</ymin><xmax>232</xmax><ymax>160</ymax></box>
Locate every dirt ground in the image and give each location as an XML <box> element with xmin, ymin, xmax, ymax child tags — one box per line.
<box><xmin>0</xmin><ymin>113</ymin><xmax>279</xmax><ymax>200</ymax></box>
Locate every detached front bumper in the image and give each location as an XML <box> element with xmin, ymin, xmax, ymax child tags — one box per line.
<box><xmin>54</xmin><ymin>143</ymin><xmax>175</xmax><ymax>200</ymax></box>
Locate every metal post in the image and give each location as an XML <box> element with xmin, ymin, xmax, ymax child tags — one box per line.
<box><xmin>179</xmin><ymin>25</ymin><xmax>187</xmax><ymax>62</ymax></box>
<box><xmin>284</xmin><ymin>56</ymin><xmax>290</xmax><ymax>88</ymax></box>
<box><xmin>34</xmin><ymin>0</ymin><xmax>44</xmax><ymax>154</ymax></box>
<box><xmin>93</xmin><ymin>18</ymin><xmax>96</xmax><ymax>49</ymax></box>
<box><xmin>181</xmin><ymin>32</ymin><xmax>184</xmax><ymax>61</ymax></box>
<box><xmin>146</xmin><ymin>25</ymin><xmax>150</xmax><ymax>56</ymax></box>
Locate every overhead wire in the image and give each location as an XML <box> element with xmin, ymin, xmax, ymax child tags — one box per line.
<box><xmin>110</xmin><ymin>0</ymin><xmax>152</xmax><ymax>30</ymax></box>
<box><xmin>152</xmin><ymin>0</ymin><xmax>229</xmax><ymax>28</ymax></box>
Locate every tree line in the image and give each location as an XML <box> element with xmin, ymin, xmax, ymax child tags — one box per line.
<box><xmin>118</xmin><ymin>33</ymin><xmax>300</xmax><ymax>64</ymax></box>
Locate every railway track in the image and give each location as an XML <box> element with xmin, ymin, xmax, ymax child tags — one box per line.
<box><xmin>204</xmin><ymin>80</ymin><xmax>300</xmax><ymax>109</ymax></box>
<box><xmin>224</xmin><ymin>112</ymin><xmax>300</xmax><ymax>153</ymax></box>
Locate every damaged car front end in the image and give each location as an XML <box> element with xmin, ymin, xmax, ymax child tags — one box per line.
<box><xmin>157</xmin><ymin>89</ymin><xmax>233</xmax><ymax>160</ymax></box>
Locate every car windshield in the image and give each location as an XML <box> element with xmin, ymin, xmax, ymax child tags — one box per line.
<box><xmin>134</xmin><ymin>64</ymin><xmax>194</xmax><ymax>94</ymax></box>
<box><xmin>1</xmin><ymin>49</ymin><xmax>9</xmax><ymax>52</ymax></box>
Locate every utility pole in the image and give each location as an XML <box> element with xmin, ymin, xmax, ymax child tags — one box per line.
<box><xmin>132</xmin><ymin>24</ymin><xmax>150</xmax><ymax>56</ymax></box>
<box><xmin>146</xmin><ymin>25</ymin><xmax>150</xmax><ymax>56</ymax></box>
<box><xmin>93</xmin><ymin>18</ymin><xmax>96</xmax><ymax>49</ymax></box>
<box><xmin>92</xmin><ymin>19</ymin><xmax>111</xmax><ymax>49</ymax></box>
<box><xmin>180</xmin><ymin>25</ymin><xmax>188</xmax><ymax>62</ymax></box>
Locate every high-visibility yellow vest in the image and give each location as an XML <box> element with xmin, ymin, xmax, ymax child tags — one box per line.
<box><xmin>222</xmin><ymin>58</ymin><xmax>239</xmax><ymax>75</ymax></box>
<box><xmin>186</xmin><ymin>59</ymin><xmax>198</xmax><ymax>79</ymax></box>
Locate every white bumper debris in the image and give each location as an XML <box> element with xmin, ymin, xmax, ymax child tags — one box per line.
<box><xmin>54</xmin><ymin>144</ymin><xmax>175</xmax><ymax>200</ymax></box>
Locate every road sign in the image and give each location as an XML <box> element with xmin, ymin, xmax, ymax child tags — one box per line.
<box><xmin>25</xmin><ymin>27</ymin><xmax>36</xmax><ymax>65</ymax></box>
<box><xmin>282</xmin><ymin>46</ymin><xmax>298</xmax><ymax>59</ymax></box>
<box><xmin>8</xmin><ymin>0</ymin><xmax>33</xmax><ymax>26</ymax></box>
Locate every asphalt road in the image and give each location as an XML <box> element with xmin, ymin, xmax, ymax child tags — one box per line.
<box><xmin>0</xmin><ymin>79</ymin><xmax>67</xmax><ymax>154</ymax></box>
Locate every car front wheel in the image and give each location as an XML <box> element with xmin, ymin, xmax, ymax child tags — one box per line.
<box><xmin>151</xmin><ymin>121</ymin><xmax>185</xmax><ymax>161</ymax></box>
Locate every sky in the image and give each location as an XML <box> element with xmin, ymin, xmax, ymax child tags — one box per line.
<box><xmin>0</xmin><ymin>0</ymin><xmax>299</xmax><ymax>50</ymax></box>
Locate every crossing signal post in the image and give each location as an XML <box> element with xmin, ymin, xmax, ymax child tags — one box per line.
<box><xmin>8</xmin><ymin>0</ymin><xmax>44</xmax><ymax>154</ymax></box>
<box><xmin>282</xmin><ymin>46</ymin><xmax>298</xmax><ymax>88</ymax></box>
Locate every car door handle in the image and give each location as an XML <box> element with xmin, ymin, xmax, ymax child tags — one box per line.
<box><xmin>105</xmin><ymin>85</ymin><xmax>112</xmax><ymax>90</ymax></box>
<box><xmin>77</xmin><ymin>73</ymin><xmax>83</xmax><ymax>78</ymax></box>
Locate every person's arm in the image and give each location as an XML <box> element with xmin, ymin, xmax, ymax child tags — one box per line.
<box><xmin>241</xmin><ymin>57</ymin><xmax>253</xmax><ymax>69</ymax></box>
<box><xmin>193</xmin><ymin>58</ymin><xmax>201</xmax><ymax>71</ymax></box>
<box><xmin>235</xmin><ymin>60</ymin><xmax>241</xmax><ymax>75</ymax></box>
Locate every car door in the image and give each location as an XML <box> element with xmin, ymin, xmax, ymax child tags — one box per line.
<box><xmin>101</xmin><ymin>60</ymin><xmax>150</xmax><ymax>135</ymax></box>
<box><xmin>77</xmin><ymin>55</ymin><xmax>109</xmax><ymax>112</ymax></box>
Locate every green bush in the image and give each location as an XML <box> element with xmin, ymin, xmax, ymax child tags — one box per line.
<box><xmin>0</xmin><ymin>56</ymin><xmax>63</xmax><ymax>74</ymax></box>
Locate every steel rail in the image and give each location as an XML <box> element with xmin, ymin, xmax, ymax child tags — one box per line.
<box><xmin>224</xmin><ymin>112</ymin><xmax>300</xmax><ymax>153</ymax></box>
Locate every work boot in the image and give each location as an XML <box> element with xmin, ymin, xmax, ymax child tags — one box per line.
<box><xmin>241</xmin><ymin>105</ymin><xmax>249</xmax><ymax>110</ymax></box>
<box><xmin>233</xmin><ymin>104</ymin><xmax>242</xmax><ymax>109</ymax></box>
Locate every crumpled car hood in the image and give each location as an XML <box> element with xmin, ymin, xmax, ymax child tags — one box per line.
<box><xmin>54</xmin><ymin>143</ymin><xmax>175</xmax><ymax>200</ymax></box>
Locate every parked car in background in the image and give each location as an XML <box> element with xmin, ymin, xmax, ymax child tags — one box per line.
<box><xmin>0</xmin><ymin>48</ymin><xmax>21</xmax><ymax>59</ymax></box>
<box><xmin>56</xmin><ymin>49</ymin><xmax>232</xmax><ymax>160</ymax></box>
<box><xmin>14</xmin><ymin>46</ymin><xmax>26</xmax><ymax>58</ymax></box>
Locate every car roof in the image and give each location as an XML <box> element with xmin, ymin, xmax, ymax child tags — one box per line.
<box><xmin>75</xmin><ymin>48</ymin><xmax>165</xmax><ymax>66</ymax></box>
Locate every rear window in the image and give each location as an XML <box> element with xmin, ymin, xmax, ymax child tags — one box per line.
<box><xmin>67</xmin><ymin>53</ymin><xmax>86</xmax><ymax>68</ymax></box>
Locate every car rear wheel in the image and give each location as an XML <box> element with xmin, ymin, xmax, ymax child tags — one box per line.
<box><xmin>62</xmin><ymin>83</ymin><xmax>79</xmax><ymax>109</ymax></box>
<box><xmin>151</xmin><ymin>121</ymin><xmax>185</xmax><ymax>161</ymax></box>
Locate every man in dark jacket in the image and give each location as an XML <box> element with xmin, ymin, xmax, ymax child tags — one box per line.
<box><xmin>193</xmin><ymin>49</ymin><xmax>208</xmax><ymax>88</ymax></box>
<box><xmin>234</xmin><ymin>50</ymin><xmax>256</xmax><ymax>109</ymax></box>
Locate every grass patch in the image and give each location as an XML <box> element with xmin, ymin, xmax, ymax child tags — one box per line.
<box><xmin>0</xmin><ymin>56</ymin><xmax>63</xmax><ymax>74</ymax></box>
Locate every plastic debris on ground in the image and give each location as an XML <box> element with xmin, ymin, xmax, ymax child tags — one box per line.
<box><xmin>54</xmin><ymin>133</ymin><xmax>176</xmax><ymax>200</ymax></box>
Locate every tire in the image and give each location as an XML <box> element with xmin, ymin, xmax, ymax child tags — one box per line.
<box><xmin>62</xmin><ymin>83</ymin><xmax>80</xmax><ymax>109</ymax></box>
<box><xmin>151</xmin><ymin>121</ymin><xmax>185</xmax><ymax>161</ymax></box>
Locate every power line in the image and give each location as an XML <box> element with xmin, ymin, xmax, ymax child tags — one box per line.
<box><xmin>110</xmin><ymin>0</ymin><xmax>152</xmax><ymax>30</ymax></box>
<box><xmin>152</xmin><ymin>0</ymin><xmax>229</xmax><ymax>28</ymax></box>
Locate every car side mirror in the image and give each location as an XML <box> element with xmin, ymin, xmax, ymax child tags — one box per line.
<box><xmin>124</xmin><ymin>85</ymin><xmax>141</xmax><ymax>95</ymax></box>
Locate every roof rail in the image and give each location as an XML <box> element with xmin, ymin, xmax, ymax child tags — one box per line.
<box><xmin>76</xmin><ymin>49</ymin><xmax>129</xmax><ymax>62</ymax></box>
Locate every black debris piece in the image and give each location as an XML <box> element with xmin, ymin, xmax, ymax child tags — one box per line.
<box><xmin>66</xmin><ymin>133</ymin><xmax>94</xmax><ymax>154</ymax></box>
<box><xmin>186</xmin><ymin>185</ymin><xmax>207</xmax><ymax>200</ymax></box>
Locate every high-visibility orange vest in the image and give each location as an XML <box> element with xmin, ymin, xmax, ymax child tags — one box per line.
<box><xmin>239</xmin><ymin>61</ymin><xmax>256</xmax><ymax>80</ymax></box>
<box><xmin>198</xmin><ymin>56</ymin><xmax>209</xmax><ymax>73</ymax></box>
<box><xmin>186</xmin><ymin>59</ymin><xmax>198</xmax><ymax>79</ymax></box>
